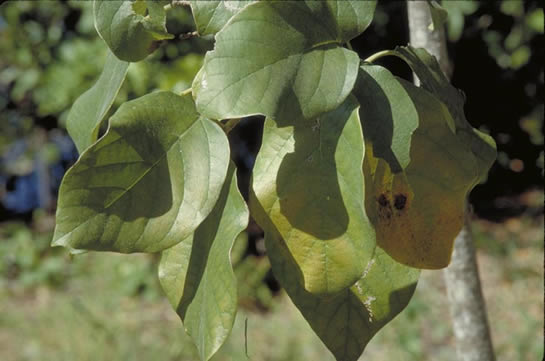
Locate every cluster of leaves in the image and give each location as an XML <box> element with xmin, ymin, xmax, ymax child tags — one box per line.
<box><xmin>51</xmin><ymin>1</ymin><xmax>496</xmax><ymax>361</ymax></box>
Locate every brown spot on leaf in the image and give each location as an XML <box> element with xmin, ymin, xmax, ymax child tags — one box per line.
<box><xmin>394</xmin><ymin>194</ymin><xmax>407</xmax><ymax>210</ymax></box>
<box><xmin>377</xmin><ymin>194</ymin><xmax>389</xmax><ymax>207</ymax></box>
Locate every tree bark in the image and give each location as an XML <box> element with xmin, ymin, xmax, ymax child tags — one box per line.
<box><xmin>407</xmin><ymin>0</ymin><xmax>451</xmax><ymax>80</ymax></box>
<box><xmin>407</xmin><ymin>2</ymin><xmax>496</xmax><ymax>361</ymax></box>
<box><xmin>442</xmin><ymin>206</ymin><xmax>496</xmax><ymax>361</ymax></box>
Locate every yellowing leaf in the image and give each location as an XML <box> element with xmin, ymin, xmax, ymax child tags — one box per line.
<box><xmin>265</xmin><ymin>227</ymin><xmax>419</xmax><ymax>361</ymax></box>
<box><xmin>251</xmin><ymin>97</ymin><xmax>375</xmax><ymax>294</ymax></box>
<box><xmin>354</xmin><ymin>63</ymin><xmax>495</xmax><ymax>268</ymax></box>
<box><xmin>389</xmin><ymin>46</ymin><xmax>497</xmax><ymax>181</ymax></box>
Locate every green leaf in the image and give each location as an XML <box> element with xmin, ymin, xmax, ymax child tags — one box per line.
<box><xmin>52</xmin><ymin>92</ymin><xmax>230</xmax><ymax>253</ymax></box>
<box><xmin>353</xmin><ymin>63</ymin><xmax>495</xmax><ymax>269</ymax></box>
<box><xmin>193</xmin><ymin>1</ymin><xmax>363</xmax><ymax>121</ymax></box>
<box><xmin>190</xmin><ymin>0</ymin><xmax>254</xmax><ymax>36</ymax></box>
<box><xmin>66</xmin><ymin>49</ymin><xmax>129</xmax><ymax>154</ymax></box>
<box><xmin>94</xmin><ymin>0</ymin><xmax>173</xmax><ymax>62</ymax></box>
<box><xmin>250</xmin><ymin>96</ymin><xmax>375</xmax><ymax>294</ymax></box>
<box><xmin>325</xmin><ymin>0</ymin><xmax>377</xmax><ymax>41</ymax></box>
<box><xmin>427</xmin><ymin>0</ymin><xmax>448</xmax><ymax>31</ymax></box>
<box><xmin>265</xmin><ymin>228</ymin><xmax>419</xmax><ymax>361</ymax></box>
<box><xmin>159</xmin><ymin>162</ymin><xmax>248</xmax><ymax>361</ymax></box>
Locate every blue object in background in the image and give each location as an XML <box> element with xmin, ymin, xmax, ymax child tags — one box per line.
<box><xmin>2</xmin><ymin>172</ymin><xmax>41</xmax><ymax>213</ymax></box>
<box><xmin>1</xmin><ymin>133</ymin><xmax>78</xmax><ymax>216</ymax></box>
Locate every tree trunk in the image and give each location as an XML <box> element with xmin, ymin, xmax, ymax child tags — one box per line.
<box><xmin>406</xmin><ymin>2</ymin><xmax>496</xmax><ymax>361</ymax></box>
<box><xmin>442</xmin><ymin>206</ymin><xmax>496</xmax><ymax>361</ymax></box>
<box><xmin>407</xmin><ymin>1</ymin><xmax>451</xmax><ymax>80</ymax></box>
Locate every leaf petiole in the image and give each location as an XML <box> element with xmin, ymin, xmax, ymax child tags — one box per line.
<box><xmin>364</xmin><ymin>49</ymin><xmax>396</xmax><ymax>63</ymax></box>
<box><xmin>180</xmin><ymin>87</ymin><xmax>192</xmax><ymax>96</ymax></box>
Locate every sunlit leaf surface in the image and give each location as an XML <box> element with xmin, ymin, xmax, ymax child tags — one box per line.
<box><xmin>193</xmin><ymin>1</ymin><xmax>377</xmax><ymax>121</ymax></box>
<box><xmin>53</xmin><ymin>92</ymin><xmax>229</xmax><ymax>253</ymax></box>
<box><xmin>251</xmin><ymin>96</ymin><xmax>375</xmax><ymax>294</ymax></box>
<box><xmin>190</xmin><ymin>0</ymin><xmax>254</xmax><ymax>36</ymax></box>
<box><xmin>159</xmin><ymin>163</ymin><xmax>248</xmax><ymax>361</ymax></box>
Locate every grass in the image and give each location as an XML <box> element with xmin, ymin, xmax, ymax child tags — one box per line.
<box><xmin>0</xmin><ymin>211</ymin><xmax>542</xmax><ymax>361</ymax></box>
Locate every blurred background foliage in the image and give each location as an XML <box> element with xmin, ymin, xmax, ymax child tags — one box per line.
<box><xmin>0</xmin><ymin>1</ymin><xmax>542</xmax><ymax>361</ymax></box>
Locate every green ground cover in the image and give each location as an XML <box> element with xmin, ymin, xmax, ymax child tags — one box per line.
<box><xmin>0</xmin><ymin>206</ymin><xmax>542</xmax><ymax>361</ymax></box>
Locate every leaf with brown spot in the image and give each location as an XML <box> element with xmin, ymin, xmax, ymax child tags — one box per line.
<box><xmin>354</xmin><ymin>62</ymin><xmax>496</xmax><ymax>269</ymax></box>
